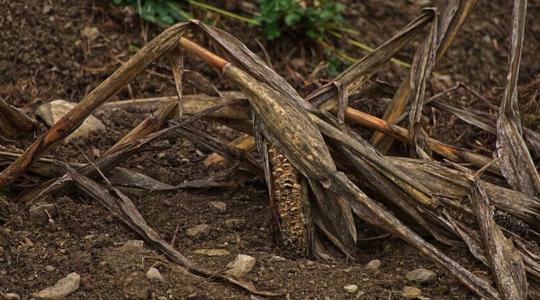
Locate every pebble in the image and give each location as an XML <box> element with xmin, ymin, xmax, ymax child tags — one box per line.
<box><xmin>406</xmin><ymin>268</ymin><xmax>436</xmax><ymax>284</ymax></box>
<box><xmin>365</xmin><ymin>259</ymin><xmax>381</xmax><ymax>270</ymax></box>
<box><xmin>225</xmin><ymin>254</ymin><xmax>256</xmax><ymax>277</ymax></box>
<box><xmin>32</xmin><ymin>272</ymin><xmax>80</xmax><ymax>299</ymax></box>
<box><xmin>81</xmin><ymin>26</ymin><xmax>100</xmax><ymax>40</ymax></box>
<box><xmin>146</xmin><ymin>267</ymin><xmax>165</xmax><ymax>282</ymax></box>
<box><xmin>193</xmin><ymin>249</ymin><xmax>231</xmax><ymax>256</ymax></box>
<box><xmin>356</xmin><ymin>291</ymin><xmax>365</xmax><ymax>298</ymax></box>
<box><xmin>45</xmin><ymin>265</ymin><xmax>56</xmax><ymax>272</ymax></box>
<box><xmin>185</xmin><ymin>224</ymin><xmax>210</xmax><ymax>238</ymax></box>
<box><xmin>42</xmin><ymin>4</ymin><xmax>52</xmax><ymax>14</ymax></box>
<box><xmin>401</xmin><ymin>286</ymin><xmax>422</xmax><ymax>299</ymax></box>
<box><xmin>224</xmin><ymin>218</ymin><xmax>244</xmax><ymax>229</ymax></box>
<box><xmin>124</xmin><ymin>240</ymin><xmax>144</xmax><ymax>248</ymax></box>
<box><xmin>4</xmin><ymin>293</ymin><xmax>20</xmax><ymax>300</ymax></box>
<box><xmin>208</xmin><ymin>201</ymin><xmax>227</xmax><ymax>212</ymax></box>
<box><xmin>416</xmin><ymin>0</ymin><xmax>433</xmax><ymax>6</ymax></box>
<box><xmin>269</xmin><ymin>255</ymin><xmax>287</xmax><ymax>263</ymax></box>
<box><xmin>195</xmin><ymin>149</ymin><xmax>205</xmax><ymax>157</ymax></box>
<box><xmin>343</xmin><ymin>284</ymin><xmax>358</xmax><ymax>294</ymax></box>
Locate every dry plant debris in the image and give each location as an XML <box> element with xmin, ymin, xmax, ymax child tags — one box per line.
<box><xmin>1</xmin><ymin>1</ymin><xmax>540</xmax><ymax>299</ymax></box>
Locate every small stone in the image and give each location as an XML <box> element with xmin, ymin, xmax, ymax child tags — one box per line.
<box><xmin>124</xmin><ymin>240</ymin><xmax>144</xmax><ymax>248</ymax></box>
<box><xmin>208</xmin><ymin>201</ymin><xmax>227</xmax><ymax>213</ymax></box>
<box><xmin>28</xmin><ymin>203</ymin><xmax>56</xmax><ymax>223</ymax></box>
<box><xmin>146</xmin><ymin>267</ymin><xmax>165</xmax><ymax>282</ymax></box>
<box><xmin>195</xmin><ymin>149</ymin><xmax>205</xmax><ymax>157</ymax></box>
<box><xmin>356</xmin><ymin>291</ymin><xmax>365</xmax><ymax>298</ymax></box>
<box><xmin>45</xmin><ymin>265</ymin><xmax>56</xmax><ymax>272</ymax></box>
<box><xmin>401</xmin><ymin>286</ymin><xmax>422</xmax><ymax>299</ymax></box>
<box><xmin>224</xmin><ymin>218</ymin><xmax>244</xmax><ymax>228</ymax></box>
<box><xmin>343</xmin><ymin>284</ymin><xmax>358</xmax><ymax>294</ymax></box>
<box><xmin>42</xmin><ymin>4</ymin><xmax>52</xmax><ymax>14</ymax></box>
<box><xmin>32</xmin><ymin>272</ymin><xmax>80</xmax><ymax>299</ymax></box>
<box><xmin>4</xmin><ymin>293</ymin><xmax>20</xmax><ymax>300</ymax></box>
<box><xmin>365</xmin><ymin>259</ymin><xmax>381</xmax><ymax>270</ymax></box>
<box><xmin>185</xmin><ymin>224</ymin><xmax>210</xmax><ymax>238</ymax></box>
<box><xmin>36</xmin><ymin>100</ymin><xmax>105</xmax><ymax>142</ymax></box>
<box><xmin>269</xmin><ymin>255</ymin><xmax>287</xmax><ymax>263</ymax></box>
<box><xmin>81</xmin><ymin>26</ymin><xmax>100</xmax><ymax>40</ymax></box>
<box><xmin>225</xmin><ymin>254</ymin><xmax>256</xmax><ymax>277</ymax></box>
<box><xmin>406</xmin><ymin>268</ymin><xmax>436</xmax><ymax>284</ymax></box>
<box><xmin>193</xmin><ymin>249</ymin><xmax>230</xmax><ymax>256</ymax></box>
<box><xmin>416</xmin><ymin>0</ymin><xmax>433</xmax><ymax>6</ymax></box>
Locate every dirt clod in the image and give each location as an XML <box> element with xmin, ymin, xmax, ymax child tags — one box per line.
<box><xmin>28</xmin><ymin>203</ymin><xmax>56</xmax><ymax>224</ymax></box>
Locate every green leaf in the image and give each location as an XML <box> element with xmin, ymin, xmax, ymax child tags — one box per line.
<box><xmin>256</xmin><ymin>0</ymin><xmax>347</xmax><ymax>41</ymax></box>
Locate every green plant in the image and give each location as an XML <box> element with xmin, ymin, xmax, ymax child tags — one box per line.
<box><xmin>327</xmin><ymin>54</ymin><xmax>346</xmax><ymax>76</ymax></box>
<box><xmin>112</xmin><ymin>0</ymin><xmax>190</xmax><ymax>25</ymax></box>
<box><xmin>256</xmin><ymin>0</ymin><xmax>347</xmax><ymax>40</ymax></box>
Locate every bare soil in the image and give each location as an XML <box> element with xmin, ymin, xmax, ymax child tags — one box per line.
<box><xmin>1</xmin><ymin>0</ymin><xmax>539</xmax><ymax>299</ymax></box>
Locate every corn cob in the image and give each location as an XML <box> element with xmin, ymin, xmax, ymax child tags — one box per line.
<box><xmin>268</xmin><ymin>145</ymin><xmax>307</xmax><ymax>257</ymax></box>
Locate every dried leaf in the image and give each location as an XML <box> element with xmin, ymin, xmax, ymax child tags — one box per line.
<box><xmin>170</xmin><ymin>46</ymin><xmax>184</xmax><ymax>116</ymax></box>
<box><xmin>373</xmin><ymin>0</ymin><xmax>477</xmax><ymax>153</ymax></box>
<box><xmin>470</xmin><ymin>176</ymin><xmax>527</xmax><ymax>300</ymax></box>
<box><xmin>496</xmin><ymin>0</ymin><xmax>540</xmax><ymax>199</ymax></box>
<box><xmin>408</xmin><ymin>8</ymin><xmax>439</xmax><ymax>159</ymax></box>
<box><xmin>0</xmin><ymin>22</ymin><xmax>191</xmax><ymax>188</ymax></box>
<box><xmin>307</xmin><ymin>11</ymin><xmax>433</xmax><ymax>110</ymax></box>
